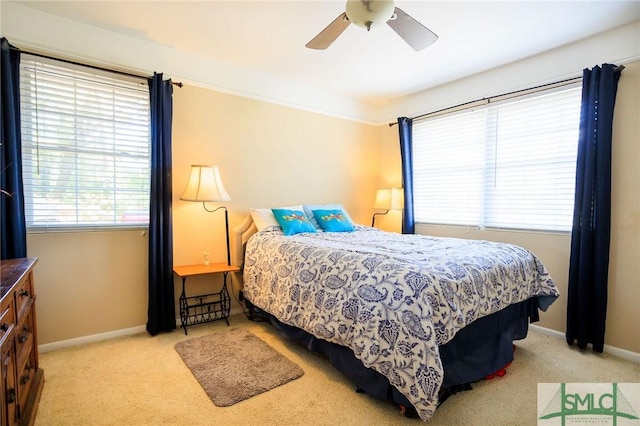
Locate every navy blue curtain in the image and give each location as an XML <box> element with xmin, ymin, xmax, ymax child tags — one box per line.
<box><xmin>0</xmin><ymin>38</ymin><xmax>27</xmax><ymax>260</ymax></box>
<box><xmin>146</xmin><ymin>73</ymin><xmax>175</xmax><ymax>336</ymax></box>
<box><xmin>398</xmin><ymin>117</ymin><xmax>415</xmax><ymax>234</ymax></box>
<box><xmin>566</xmin><ymin>64</ymin><xmax>623</xmax><ymax>353</ymax></box>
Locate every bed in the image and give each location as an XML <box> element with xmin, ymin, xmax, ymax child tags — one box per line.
<box><xmin>232</xmin><ymin>206</ymin><xmax>559</xmax><ymax>422</ymax></box>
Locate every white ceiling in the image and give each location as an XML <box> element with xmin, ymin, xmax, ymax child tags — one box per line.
<box><xmin>11</xmin><ymin>1</ymin><xmax>640</xmax><ymax>110</ymax></box>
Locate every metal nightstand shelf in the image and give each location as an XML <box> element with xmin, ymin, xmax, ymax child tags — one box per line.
<box><xmin>173</xmin><ymin>262</ymin><xmax>240</xmax><ymax>335</ymax></box>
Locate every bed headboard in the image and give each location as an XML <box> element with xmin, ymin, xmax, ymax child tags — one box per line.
<box><xmin>231</xmin><ymin>214</ymin><xmax>258</xmax><ymax>269</ymax></box>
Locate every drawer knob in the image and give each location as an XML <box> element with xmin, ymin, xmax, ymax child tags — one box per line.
<box><xmin>18</xmin><ymin>333</ymin><xmax>29</xmax><ymax>344</ymax></box>
<box><xmin>20</xmin><ymin>371</ymin><xmax>30</xmax><ymax>385</ymax></box>
<box><xmin>20</xmin><ymin>364</ymin><xmax>31</xmax><ymax>384</ymax></box>
<box><xmin>6</xmin><ymin>388</ymin><xmax>15</xmax><ymax>403</ymax></box>
<box><xmin>19</xmin><ymin>289</ymin><xmax>30</xmax><ymax>298</ymax></box>
<box><xmin>0</xmin><ymin>323</ymin><xmax>8</xmax><ymax>332</ymax></box>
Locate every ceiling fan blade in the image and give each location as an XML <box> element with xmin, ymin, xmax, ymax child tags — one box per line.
<box><xmin>387</xmin><ymin>7</ymin><xmax>438</xmax><ymax>51</ymax></box>
<box><xmin>306</xmin><ymin>12</ymin><xmax>350</xmax><ymax>50</ymax></box>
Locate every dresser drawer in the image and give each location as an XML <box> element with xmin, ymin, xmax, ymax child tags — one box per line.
<box><xmin>2</xmin><ymin>341</ymin><xmax>17</xmax><ymax>426</ymax></box>
<box><xmin>14</xmin><ymin>313</ymin><xmax>34</xmax><ymax>368</ymax></box>
<box><xmin>14</xmin><ymin>276</ymin><xmax>33</xmax><ymax>322</ymax></box>
<box><xmin>0</xmin><ymin>308</ymin><xmax>15</xmax><ymax>349</ymax></box>
<box><xmin>16</xmin><ymin>348</ymin><xmax>35</xmax><ymax>416</ymax></box>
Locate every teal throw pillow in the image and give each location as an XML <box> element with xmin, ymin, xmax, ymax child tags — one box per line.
<box><xmin>271</xmin><ymin>209</ymin><xmax>317</xmax><ymax>236</ymax></box>
<box><xmin>312</xmin><ymin>209</ymin><xmax>355</xmax><ymax>232</ymax></box>
<box><xmin>304</xmin><ymin>204</ymin><xmax>354</xmax><ymax>229</ymax></box>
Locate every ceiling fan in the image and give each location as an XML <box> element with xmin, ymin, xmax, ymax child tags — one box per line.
<box><xmin>306</xmin><ymin>0</ymin><xmax>438</xmax><ymax>51</ymax></box>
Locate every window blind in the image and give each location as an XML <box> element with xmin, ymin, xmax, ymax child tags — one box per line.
<box><xmin>413</xmin><ymin>85</ymin><xmax>582</xmax><ymax>232</ymax></box>
<box><xmin>20</xmin><ymin>56</ymin><xmax>151</xmax><ymax>229</ymax></box>
<box><xmin>413</xmin><ymin>108</ymin><xmax>487</xmax><ymax>227</ymax></box>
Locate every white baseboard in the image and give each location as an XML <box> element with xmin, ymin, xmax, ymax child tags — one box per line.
<box><xmin>38</xmin><ymin>307</ymin><xmax>246</xmax><ymax>354</ymax></box>
<box><xmin>529</xmin><ymin>324</ymin><xmax>640</xmax><ymax>363</ymax></box>
<box><xmin>39</xmin><ymin>324</ymin><xmax>147</xmax><ymax>353</ymax></box>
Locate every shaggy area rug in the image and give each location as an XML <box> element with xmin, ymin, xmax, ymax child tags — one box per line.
<box><xmin>174</xmin><ymin>327</ymin><xmax>304</xmax><ymax>407</ymax></box>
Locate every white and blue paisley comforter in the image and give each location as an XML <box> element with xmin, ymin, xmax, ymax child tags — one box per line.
<box><xmin>243</xmin><ymin>226</ymin><xmax>558</xmax><ymax>421</ymax></box>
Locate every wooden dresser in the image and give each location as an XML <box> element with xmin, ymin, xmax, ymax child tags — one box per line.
<box><xmin>0</xmin><ymin>258</ymin><xmax>44</xmax><ymax>426</ymax></box>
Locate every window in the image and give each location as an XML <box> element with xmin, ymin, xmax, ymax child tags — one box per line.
<box><xmin>20</xmin><ymin>56</ymin><xmax>151</xmax><ymax>229</ymax></box>
<box><xmin>412</xmin><ymin>84</ymin><xmax>582</xmax><ymax>232</ymax></box>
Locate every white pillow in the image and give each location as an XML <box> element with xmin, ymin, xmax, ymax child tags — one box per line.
<box><xmin>303</xmin><ymin>204</ymin><xmax>355</xmax><ymax>229</ymax></box>
<box><xmin>250</xmin><ymin>205</ymin><xmax>304</xmax><ymax>232</ymax></box>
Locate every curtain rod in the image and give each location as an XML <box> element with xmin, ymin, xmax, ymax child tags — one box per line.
<box><xmin>388</xmin><ymin>75</ymin><xmax>584</xmax><ymax>127</ymax></box>
<box><xmin>10</xmin><ymin>45</ymin><xmax>183</xmax><ymax>88</ymax></box>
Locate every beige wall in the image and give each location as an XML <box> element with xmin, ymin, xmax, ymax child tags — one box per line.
<box><xmin>27</xmin><ymin>230</ymin><xmax>149</xmax><ymax>343</ymax></box>
<box><xmin>171</xmin><ymin>85</ymin><xmax>380</xmax><ymax>320</ymax></box>
<box><xmin>28</xmin><ymin>85</ymin><xmax>379</xmax><ymax>345</ymax></box>
<box><xmin>377</xmin><ymin>61</ymin><xmax>640</xmax><ymax>353</ymax></box>
<box><xmin>607</xmin><ymin>60</ymin><xmax>640</xmax><ymax>353</ymax></box>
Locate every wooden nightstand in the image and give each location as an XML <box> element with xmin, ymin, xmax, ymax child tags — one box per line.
<box><xmin>173</xmin><ymin>262</ymin><xmax>240</xmax><ymax>335</ymax></box>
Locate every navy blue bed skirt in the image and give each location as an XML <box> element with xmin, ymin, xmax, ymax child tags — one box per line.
<box><xmin>247</xmin><ymin>297</ymin><xmax>540</xmax><ymax>414</ymax></box>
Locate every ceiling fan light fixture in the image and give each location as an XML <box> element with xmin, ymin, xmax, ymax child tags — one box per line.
<box><xmin>306</xmin><ymin>0</ymin><xmax>437</xmax><ymax>51</ymax></box>
<box><xmin>345</xmin><ymin>0</ymin><xmax>395</xmax><ymax>31</ymax></box>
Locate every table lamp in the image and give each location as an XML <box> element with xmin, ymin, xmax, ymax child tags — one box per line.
<box><xmin>180</xmin><ymin>165</ymin><xmax>231</xmax><ymax>265</ymax></box>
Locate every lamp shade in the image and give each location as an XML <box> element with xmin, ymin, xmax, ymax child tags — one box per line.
<box><xmin>180</xmin><ymin>165</ymin><xmax>231</xmax><ymax>202</ymax></box>
<box><xmin>373</xmin><ymin>188</ymin><xmax>404</xmax><ymax>210</ymax></box>
<box><xmin>345</xmin><ymin>0</ymin><xmax>395</xmax><ymax>31</ymax></box>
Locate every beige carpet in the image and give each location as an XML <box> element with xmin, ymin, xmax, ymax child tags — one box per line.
<box><xmin>174</xmin><ymin>327</ymin><xmax>304</xmax><ymax>406</ymax></box>
<box><xmin>34</xmin><ymin>314</ymin><xmax>640</xmax><ymax>425</ymax></box>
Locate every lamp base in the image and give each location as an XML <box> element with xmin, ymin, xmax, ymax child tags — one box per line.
<box><xmin>201</xmin><ymin>204</ymin><xmax>231</xmax><ymax>266</ymax></box>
